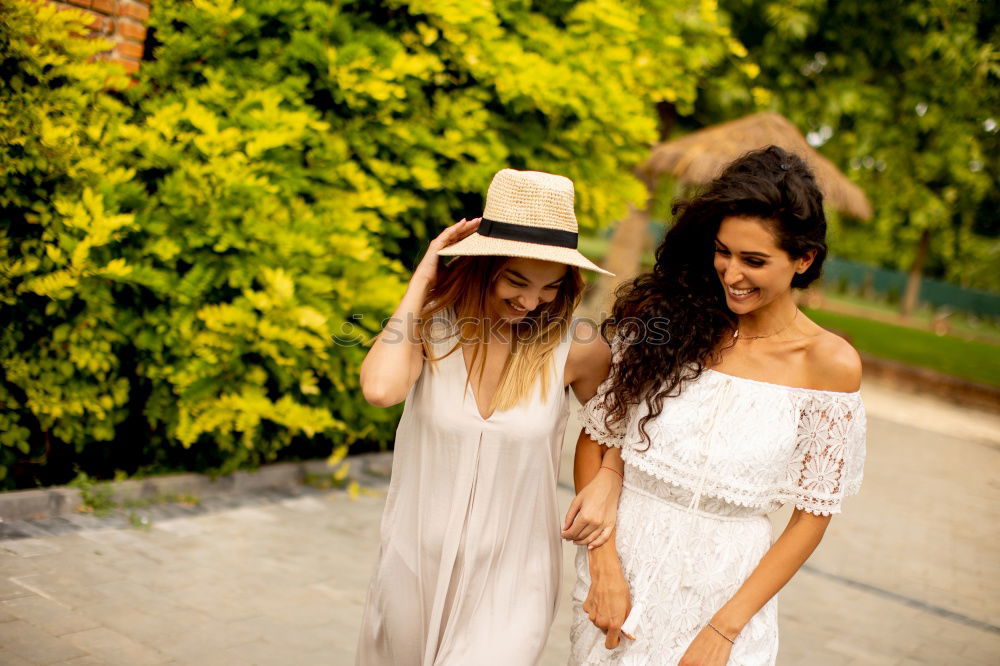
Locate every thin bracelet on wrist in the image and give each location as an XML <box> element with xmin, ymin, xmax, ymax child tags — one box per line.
<box><xmin>707</xmin><ymin>622</ymin><xmax>736</xmax><ymax>645</ymax></box>
<box><xmin>599</xmin><ymin>465</ymin><xmax>624</xmax><ymax>482</ymax></box>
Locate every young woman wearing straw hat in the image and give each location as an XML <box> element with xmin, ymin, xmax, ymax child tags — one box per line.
<box><xmin>566</xmin><ymin>147</ymin><xmax>868</xmax><ymax>665</ymax></box>
<box><xmin>355</xmin><ymin>169</ymin><xmax>623</xmax><ymax>665</ymax></box>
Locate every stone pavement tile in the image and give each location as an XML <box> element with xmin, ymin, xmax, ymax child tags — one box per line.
<box><xmin>25</xmin><ymin>517</ymin><xmax>86</xmax><ymax>537</ymax></box>
<box><xmin>199</xmin><ymin>547</ymin><xmax>324</xmax><ymax>589</ymax></box>
<box><xmin>2</xmin><ymin>594</ymin><xmax>101</xmax><ymax>636</ymax></box>
<box><xmin>152</xmin><ymin>516</ymin><xmax>208</xmax><ymax>537</ymax></box>
<box><xmin>279</xmin><ymin>495</ymin><xmax>329</xmax><ymax>513</ymax></box>
<box><xmin>1</xmin><ymin>538</ymin><xmax>63</xmax><ymax>558</ymax></box>
<box><xmin>961</xmin><ymin>640</ymin><xmax>1000</xmax><ymax>666</ymax></box>
<box><xmin>185</xmin><ymin>647</ymin><xmax>252</xmax><ymax>666</ymax></box>
<box><xmin>769</xmin><ymin>620</ymin><xmax>835</xmax><ymax>665</ymax></box>
<box><xmin>0</xmin><ymin>619</ymin><xmax>87</xmax><ymax>664</ymax></box>
<box><xmin>0</xmin><ymin>651</ymin><xmax>34</xmax><ymax>665</ymax></box>
<box><xmin>822</xmin><ymin>639</ymin><xmax>900</xmax><ymax>664</ymax></box>
<box><xmin>62</xmin><ymin>626</ymin><xmax>172</xmax><ymax>665</ymax></box>
<box><xmin>159</xmin><ymin>581</ymin><xmax>268</xmax><ymax>622</ymax></box>
<box><xmin>26</xmin><ymin>556</ymin><xmax>126</xmax><ymax>590</ymax></box>
<box><xmin>75</xmin><ymin>529</ymin><xmax>176</xmax><ymax>566</ymax></box>
<box><xmin>130</xmin><ymin>559</ymin><xmax>229</xmax><ymax>594</ymax></box>
<box><xmin>80</xmin><ymin>579</ymin><xmax>186</xmax><ymax>614</ymax></box>
<box><xmin>309</xmin><ymin>578</ymin><xmax>370</xmax><ymax>619</ymax></box>
<box><xmin>844</xmin><ymin>658</ymin><xmax>897</xmax><ymax>666</ymax></box>
<box><xmin>58</xmin><ymin>513</ymin><xmax>120</xmax><ymax>531</ymax></box>
<box><xmin>5</xmin><ymin>573</ymin><xmax>111</xmax><ymax>610</ymax></box>
<box><xmin>860</xmin><ymin>380</ymin><xmax>1000</xmax><ymax>447</ymax></box>
<box><xmin>0</xmin><ymin>576</ymin><xmax>36</xmax><ymax>602</ymax></box>
<box><xmin>193</xmin><ymin>638</ymin><xmax>302</xmax><ymax>666</ymax></box>
<box><xmin>777</xmin><ymin>566</ymin><xmax>1000</xmax><ymax>665</ymax></box>
<box><xmin>2</xmin><ymin>521</ymin><xmax>63</xmax><ymax>539</ymax></box>
<box><xmin>143</xmin><ymin>617</ymin><xmax>263</xmax><ymax>662</ymax></box>
<box><xmin>212</xmin><ymin>506</ymin><xmax>278</xmax><ymax>525</ymax></box>
<box><xmin>802</xmin><ymin>417</ymin><xmax>1000</xmax><ymax>629</ymax></box>
<box><xmin>68</xmin><ymin>599</ymin><xmax>196</xmax><ymax>647</ymax></box>
<box><xmin>238</xmin><ymin>617</ymin><xmax>338</xmax><ymax>654</ymax></box>
<box><xmin>237</xmin><ymin>587</ymin><xmax>337</xmax><ymax>628</ymax></box>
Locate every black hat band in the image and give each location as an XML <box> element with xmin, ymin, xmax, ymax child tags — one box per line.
<box><xmin>477</xmin><ymin>218</ymin><xmax>578</xmax><ymax>249</ymax></box>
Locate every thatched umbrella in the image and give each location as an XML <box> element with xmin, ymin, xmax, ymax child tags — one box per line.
<box><xmin>594</xmin><ymin>112</ymin><xmax>871</xmax><ymax>312</ymax></box>
<box><xmin>640</xmin><ymin>111</ymin><xmax>873</xmax><ymax>219</ymax></box>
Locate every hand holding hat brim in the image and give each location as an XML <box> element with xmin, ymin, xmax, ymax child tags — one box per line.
<box><xmin>436</xmin><ymin>169</ymin><xmax>614</xmax><ymax>277</ymax></box>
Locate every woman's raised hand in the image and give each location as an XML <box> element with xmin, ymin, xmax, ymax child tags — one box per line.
<box><xmin>411</xmin><ymin>217</ymin><xmax>482</xmax><ymax>288</ymax></box>
<box><xmin>359</xmin><ymin>216</ymin><xmax>479</xmax><ymax>408</ymax></box>
<box><xmin>562</xmin><ymin>467</ymin><xmax>622</xmax><ymax>549</ymax></box>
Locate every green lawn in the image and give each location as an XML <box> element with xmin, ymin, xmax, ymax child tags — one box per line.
<box><xmin>804</xmin><ymin>308</ymin><xmax>1000</xmax><ymax>388</ymax></box>
<box><xmin>818</xmin><ymin>292</ymin><xmax>1000</xmax><ymax>344</ymax></box>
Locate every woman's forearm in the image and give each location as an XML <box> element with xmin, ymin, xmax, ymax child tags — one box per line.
<box><xmin>571</xmin><ymin>428</ymin><xmax>630</xmax><ymax>644</ymax></box>
<box><xmin>563</xmin><ymin>430</ymin><xmax>624</xmax><ymax>547</ymax></box>
<box><xmin>572</xmin><ymin>432</ymin><xmax>623</xmax><ymax>492</ymax></box>
<box><xmin>573</xmin><ymin>429</ymin><xmax>606</xmax><ymax>492</ymax></box>
<box><xmin>709</xmin><ymin>509</ymin><xmax>831</xmax><ymax>637</ymax></box>
<box><xmin>572</xmin><ymin>430</ymin><xmax>624</xmax><ymax>557</ymax></box>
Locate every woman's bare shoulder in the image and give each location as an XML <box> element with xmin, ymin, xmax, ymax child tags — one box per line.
<box><xmin>566</xmin><ymin>320</ymin><xmax>611</xmax><ymax>387</ymax></box>
<box><xmin>805</xmin><ymin>327</ymin><xmax>862</xmax><ymax>393</ymax></box>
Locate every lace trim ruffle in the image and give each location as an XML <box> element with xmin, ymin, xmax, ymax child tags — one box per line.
<box><xmin>581</xmin><ymin>412</ymin><xmax>627</xmax><ymax>449</ymax></box>
<box><xmin>579</xmin><ymin>383</ymin><xmax>629</xmax><ymax>448</ymax></box>
<box><xmin>579</xmin><ymin>368</ymin><xmax>868</xmax><ymax>516</ymax></box>
<box><xmin>622</xmin><ymin>448</ymin><xmax>861</xmax><ymax>517</ymax></box>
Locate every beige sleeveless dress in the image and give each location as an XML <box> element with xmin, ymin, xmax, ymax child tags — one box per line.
<box><xmin>356</xmin><ymin>310</ymin><xmax>574</xmax><ymax>665</ymax></box>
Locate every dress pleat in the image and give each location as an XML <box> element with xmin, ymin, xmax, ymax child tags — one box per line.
<box><xmin>357</xmin><ymin>310</ymin><xmax>574</xmax><ymax>665</ymax></box>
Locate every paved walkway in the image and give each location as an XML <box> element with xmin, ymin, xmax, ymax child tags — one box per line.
<box><xmin>1</xmin><ymin>379</ymin><xmax>998</xmax><ymax>665</ymax></box>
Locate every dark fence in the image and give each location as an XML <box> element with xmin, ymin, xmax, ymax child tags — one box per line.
<box><xmin>820</xmin><ymin>257</ymin><xmax>1000</xmax><ymax>318</ymax></box>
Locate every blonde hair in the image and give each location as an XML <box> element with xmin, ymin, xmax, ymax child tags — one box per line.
<box><xmin>421</xmin><ymin>256</ymin><xmax>585</xmax><ymax>413</ymax></box>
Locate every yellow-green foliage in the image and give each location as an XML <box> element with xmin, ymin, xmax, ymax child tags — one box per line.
<box><xmin>140</xmin><ymin>0</ymin><xmax>747</xmax><ymax>237</ymax></box>
<box><xmin>1</xmin><ymin>3</ymin><xmax>134</xmax><ymax>482</ymax></box>
<box><xmin>1</xmin><ymin>0</ymin><xmax>747</xmax><ymax>488</ymax></box>
<box><xmin>113</xmin><ymin>86</ymin><xmax>406</xmax><ymax>468</ymax></box>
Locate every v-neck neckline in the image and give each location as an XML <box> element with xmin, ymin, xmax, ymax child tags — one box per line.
<box><xmin>459</xmin><ymin>344</ymin><xmax>501</xmax><ymax>421</ymax></box>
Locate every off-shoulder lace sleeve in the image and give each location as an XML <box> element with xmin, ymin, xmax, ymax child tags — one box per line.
<box><xmin>580</xmin><ymin>379</ymin><xmax>629</xmax><ymax>448</ymax></box>
<box><xmin>785</xmin><ymin>392</ymin><xmax>867</xmax><ymax>516</ymax></box>
<box><xmin>579</xmin><ymin>336</ymin><xmax>632</xmax><ymax>448</ymax></box>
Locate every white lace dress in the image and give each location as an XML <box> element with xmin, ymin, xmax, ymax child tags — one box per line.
<box><xmin>569</xmin><ymin>368</ymin><xmax>867</xmax><ymax>665</ymax></box>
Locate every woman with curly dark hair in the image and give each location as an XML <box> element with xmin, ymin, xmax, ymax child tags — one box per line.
<box><xmin>564</xmin><ymin>146</ymin><xmax>868</xmax><ymax>664</ymax></box>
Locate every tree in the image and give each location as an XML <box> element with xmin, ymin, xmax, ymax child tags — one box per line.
<box><xmin>720</xmin><ymin>0</ymin><xmax>1000</xmax><ymax>307</ymax></box>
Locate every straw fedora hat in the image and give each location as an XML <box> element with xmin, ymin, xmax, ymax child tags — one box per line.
<box><xmin>438</xmin><ymin>169</ymin><xmax>614</xmax><ymax>276</ymax></box>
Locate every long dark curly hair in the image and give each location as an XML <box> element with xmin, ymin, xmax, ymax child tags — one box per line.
<box><xmin>599</xmin><ymin>145</ymin><xmax>828</xmax><ymax>447</ymax></box>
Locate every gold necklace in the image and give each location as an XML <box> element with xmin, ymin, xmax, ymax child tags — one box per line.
<box><xmin>733</xmin><ymin>309</ymin><xmax>799</xmax><ymax>341</ymax></box>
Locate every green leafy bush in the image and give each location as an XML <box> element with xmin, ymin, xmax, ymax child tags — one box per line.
<box><xmin>137</xmin><ymin>0</ymin><xmax>746</xmax><ymax>241</ymax></box>
<box><xmin>2</xmin><ymin>0</ymin><xmax>744</xmax><ymax>489</ymax></box>
<box><xmin>1</xmin><ymin>2</ymin><xmax>135</xmax><ymax>486</ymax></box>
<box><xmin>112</xmin><ymin>84</ymin><xmax>406</xmax><ymax>474</ymax></box>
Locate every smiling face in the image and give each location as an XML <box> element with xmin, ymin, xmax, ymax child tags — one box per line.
<box><xmin>713</xmin><ymin>216</ymin><xmax>815</xmax><ymax>315</ymax></box>
<box><xmin>488</xmin><ymin>258</ymin><xmax>569</xmax><ymax>322</ymax></box>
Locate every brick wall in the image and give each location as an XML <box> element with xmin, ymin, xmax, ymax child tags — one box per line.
<box><xmin>49</xmin><ymin>0</ymin><xmax>151</xmax><ymax>74</ymax></box>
